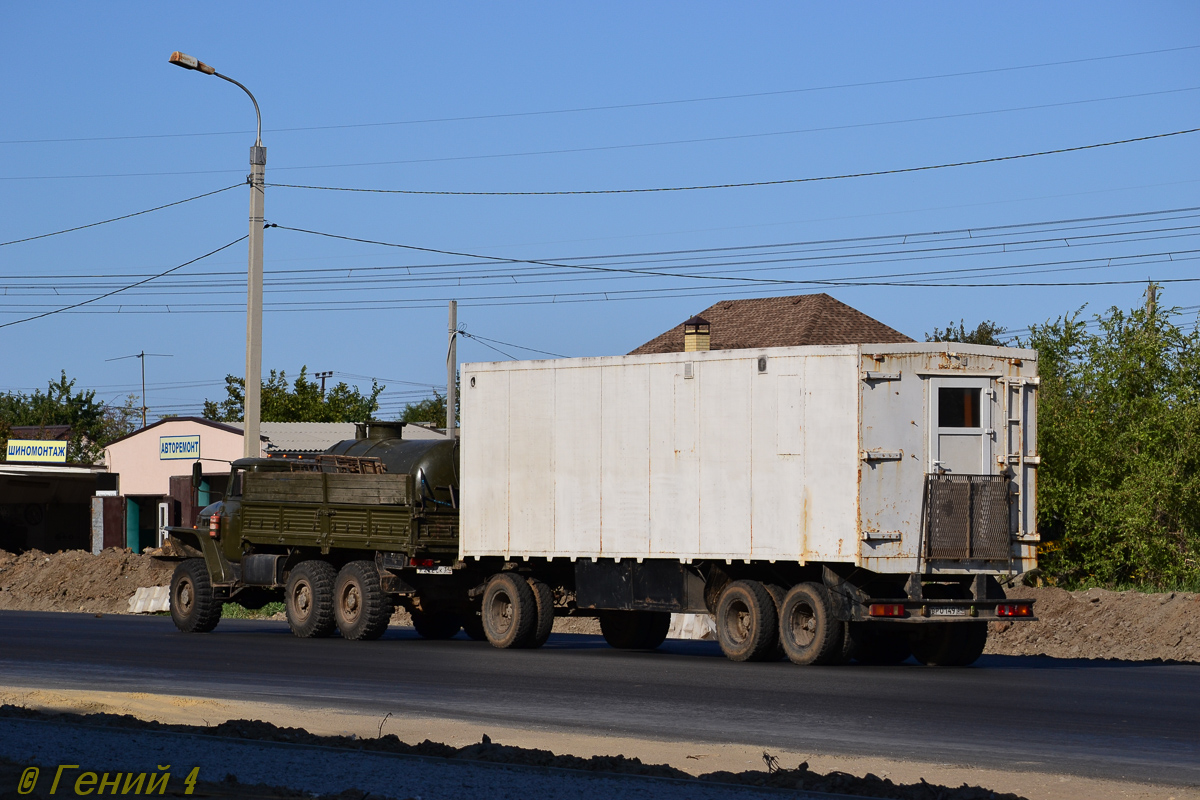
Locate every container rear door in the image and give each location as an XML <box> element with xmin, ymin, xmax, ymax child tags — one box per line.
<box><xmin>928</xmin><ymin>377</ymin><xmax>995</xmax><ymax>475</ymax></box>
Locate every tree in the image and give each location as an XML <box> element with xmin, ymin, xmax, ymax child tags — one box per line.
<box><xmin>400</xmin><ymin>392</ymin><xmax>447</xmax><ymax>428</ymax></box>
<box><xmin>202</xmin><ymin>367</ymin><xmax>382</xmax><ymax>423</ymax></box>
<box><xmin>1029</xmin><ymin>295</ymin><xmax>1200</xmax><ymax>589</ymax></box>
<box><xmin>925</xmin><ymin>319</ymin><xmax>1010</xmax><ymax>346</ymax></box>
<box><xmin>0</xmin><ymin>373</ymin><xmax>139</xmax><ymax>464</ymax></box>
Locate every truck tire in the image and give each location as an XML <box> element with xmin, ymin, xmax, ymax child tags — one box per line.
<box><xmin>481</xmin><ymin>573</ymin><xmax>537</xmax><ymax>649</ymax></box>
<box><xmin>763</xmin><ymin>584</ymin><xmax>787</xmax><ymax>660</ymax></box>
<box><xmin>170</xmin><ymin>559</ymin><xmax>221</xmax><ymax>633</ymax></box>
<box><xmin>779</xmin><ymin>582</ymin><xmax>844</xmax><ymax>666</ymax></box>
<box><xmin>410</xmin><ymin>608</ymin><xmax>462</xmax><ymax>639</ymax></box>
<box><xmin>599</xmin><ymin>610</ymin><xmax>671</xmax><ymax>650</ymax></box>
<box><xmin>910</xmin><ymin>622</ymin><xmax>987</xmax><ymax>666</ymax></box>
<box><xmin>334</xmin><ymin>561</ymin><xmax>392</xmax><ymax>641</ymax></box>
<box><xmin>527</xmin><ymin>577</ymin><xmax>555</xmax><ymax>649</ymax></box>
<box><xmin>846</xmin><ymin>624</ymin><xmax>912</xmax><ymax>665</ymax></box>
<box><xmin>461</xmin><ymin>611</ymin><xmax>487</xmax><ymax>641</ymax></box>
<box><xmin>715</xmin><ymin>580</ymin><xmax>779</xmax><ymax>662</ymax></box>
<box><xmin>285</xmin><ymin>560</ymin><xmax>337</xmax><ymax>638</ymax></box>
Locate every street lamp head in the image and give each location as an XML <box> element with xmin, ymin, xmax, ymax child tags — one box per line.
<box><xmin>168</xmin><ymin>51</ymin><xmax>216</xmax><ymax>75</ymax></box>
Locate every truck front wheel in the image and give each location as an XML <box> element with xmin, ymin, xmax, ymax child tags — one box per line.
<box><xmin>170</xmin><ymin>559</ymin><xmax>221</xmax><ymax>633</ymax></box>
<box><xmin>334</xmin><ymin>561</ymin><xmax>392</xmax><ymax>641</ymax></box>
<box><xmin>285</xmin><ymin>560</ymin><xmax>337</xmax><ymax>638</ymax></box>
<box><xmin>779</xmin><ymin>582</ymin><xmax>844</xmax><ymax>666</ymax></box>
<box><xmin>715</xmin><ymin>580</ymin><xmax>779</xmax><ymax>662</ymax></box>
<box><xmin>527</xmin><ymin>577</ymin><xmax>555</xmax><ymax>649</ymax></box>
<box><xmin>481</xmin><ymin>573</ymin><xmax>537</xmax><ymax>649</ymax></box>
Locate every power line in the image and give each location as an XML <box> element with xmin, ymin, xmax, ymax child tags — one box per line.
<box><xmin>0</xmin><ymin>184</ymin><xmax>241</xmax><ymax>247</ymax></box>
<box><xmin>0</xmin><ymin>235</ymin><xmax>247</xmax><ymax>330</ymax></box>
<box><xmin>457</xmin><ymin>330</ymin><xmax>568</xmax><ymax>358</ymax></box>
<box><xmin>268</xmin><ymin>127</ymin><xmax>1200</xmax><ymax>196</ymax></box>
<box><xmin>5</xmin><ymin>44</ymin><xmax>1197</xmax><ymax>146</ymax></box>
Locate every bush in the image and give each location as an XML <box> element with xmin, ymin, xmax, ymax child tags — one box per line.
<box><xmin>1029</xmin><ymin>297</ymin><xmax>1200</xmax><ymax>589</ymax></box>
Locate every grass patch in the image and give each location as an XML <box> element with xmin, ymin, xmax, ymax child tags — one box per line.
<box><xmin>221</xmin><ymin>601</ymin><xmax>285</xmax><ymax>619</ymax></box>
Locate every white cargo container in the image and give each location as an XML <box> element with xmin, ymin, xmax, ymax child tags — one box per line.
<box><xmin>460</xmin><ymin>342</ymin><xmax>1038</xmax><ymax>577</ymax></box>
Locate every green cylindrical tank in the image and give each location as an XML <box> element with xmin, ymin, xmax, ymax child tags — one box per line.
<box><xmin>325</xmin><ymin>423</ymin><xmax>459</xmax><ymax>507</ymax></box>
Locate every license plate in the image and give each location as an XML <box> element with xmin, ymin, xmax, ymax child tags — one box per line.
<box><xmin>930</xmin><ymin>607</ymin><xmax>967</xmax><ymax>617</ymax></box>
<box><xmin>416</xmin><ymin>566</ymin><xmax>453</xmax><ymax>575</ymax></box>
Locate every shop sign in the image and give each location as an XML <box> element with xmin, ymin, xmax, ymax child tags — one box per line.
<box><xmin>159</xmin><ymin>435</ymin><xmax>201</xmax><ymax>460</ymax></box>
<box><xmin>5</xmin><ymin>439</ymin><xmax>68</xmax><ymax>463</ymax></box>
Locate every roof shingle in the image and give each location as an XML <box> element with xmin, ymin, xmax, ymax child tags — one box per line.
<box><xmin>628</xmin><ymin>293</ymin><xmax>913</xmax><ymax>355</ymax></box>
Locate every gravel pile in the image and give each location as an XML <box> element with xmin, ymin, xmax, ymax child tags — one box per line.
<box><xmin>985</xmin><ymin>585</ymin><xmax>1200</xmax><ymax>662</ymax></box>
<box><xmin>0</xmin><ymin>549</ymin><xmax>172</xmax><ymax>614</ymax></box>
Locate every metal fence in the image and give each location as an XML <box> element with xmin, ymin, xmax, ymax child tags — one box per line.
<box><xmin>923</xmin><ymin>474</ymin><xmax>1011</xmax><ymax>561</ymax></box>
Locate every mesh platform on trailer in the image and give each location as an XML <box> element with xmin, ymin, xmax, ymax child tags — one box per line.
<box><xmin>923</xmin><ymin>473</ymin><xmax>1011</xmax><ymax>561</ymax></box>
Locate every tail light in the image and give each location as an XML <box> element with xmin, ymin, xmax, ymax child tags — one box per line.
<box><xmin>410</xmin><ymin>557</ymin><xmax>435</xmax><ymax>568</ymax></box>
<box><xmin>208</xmin><ymin>514</ymin><xmax>220</xmax><ymax>538</ymax></box>
<box><xmin>996</xmin><ymin>603</ymin><xmax>1033</xmax><ymax>617</ymax></box>
<box><xmin>869</xmin><ymin>603</ymin><xmax>906</xmax><ymax>617</ymax></box>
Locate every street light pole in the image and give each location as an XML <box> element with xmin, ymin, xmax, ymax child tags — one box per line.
<box><xmin>169</xmin><ymin>51</ymin><xmax>265</xmax><ymax>459</ymax></box>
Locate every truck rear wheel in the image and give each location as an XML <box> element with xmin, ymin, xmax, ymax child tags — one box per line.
<box><xmin>285</xmin><ymin>560</ymin><xmax>337</xmax><ymax>638</ymax></box>
<box><xmin>334</xmin><ymin>561</ymin><xmax>392</xmax><ymax>641</ymax></box>
<box><xmin>910</xmin><ymin>622</ymin><xmax>987</xmax><ymax>666</ymax></box>
<box><xmin>170</xmin><ymin>559</ymin><xmax>221</xmax><ymax>633</ymax></box>
<box><xmin>481</xmin><ymin>573</ymin><xmax>537</xmax><ymax>648</ymax></box>
<box><xmin>779</xmin><ymin>582</ymin><xmax>844</xmax><ymax>666</ymax></box>
<box><xmin>527</xmin><ymin>577</ymin><xmax>555</xmax><ymax>649</ymax></box>
<box><xmin>715</xmin><ymin>580</ymin><xmax>779</xmax><ymax>662</ymax></box>
<box><xmin>599</xmin><ymin>610</ymin><xmax>671</xmax><ymax>650</ymax></box>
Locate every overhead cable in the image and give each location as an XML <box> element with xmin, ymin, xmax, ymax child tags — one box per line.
<box><xmin>0</xmin><ymin>235</ymin><xmax>247</xmax><ymax>330</ymax></box>
<box><xmin>0</xmin><ymin>184</ymin><xmax>241</xmax><ymax>247</ymax></box>
<box><xmin>268</xmin><ymin>127</ymin><xmax>1200</xmax><ymax>196</ymax></box>
<box><xmin>5</xmin><ymin>44</ymin><xmax>1196</xmax><ymax>145</ymax></box>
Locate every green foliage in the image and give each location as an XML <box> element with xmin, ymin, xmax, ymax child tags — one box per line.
<box><xmin>0</xmin><ymin>372</ymin><xmax>138</xmax><ymax>464</ymax></box>
<box><xmin>221</xmin><ymin>601</ymin><xmax>284</xmax><ymax>619</ymax></box>
<box><xmin>926</xmin><ymin>319</ymin><xmax>1010</xmax><ymax>346</ymax></box>
<box><xmin>1030</xmin><ymin>298</ymin><xmax>1200</xmax><ymax>589</ymax></box>
<box><xmin>203</xmin><ymin>367</ymin><xmax>382</xmax><ymax>423</ymax></box>
<box><xmin>400</xmin><ymin>392</ymin><xmax>447</xmax><ymax>428</ymax></box>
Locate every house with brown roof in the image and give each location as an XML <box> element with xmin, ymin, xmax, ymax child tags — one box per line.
<box><xmin>629</xmin><ymin>293</ymin><xmax>912</xmax><ymax>354</ymax></box>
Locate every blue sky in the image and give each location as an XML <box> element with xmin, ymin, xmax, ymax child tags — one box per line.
<box><xmin>2</xmin><ymin>3</ymin><xmax>1197</xmax><ymax>419</ymax></box>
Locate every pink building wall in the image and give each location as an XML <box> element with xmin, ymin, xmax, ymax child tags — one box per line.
<box><xmin>104</xmin><ymin>419</ymin><xmax>264</xmax><ymax>496</ymax></box>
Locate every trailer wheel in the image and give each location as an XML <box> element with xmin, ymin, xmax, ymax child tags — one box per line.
<box><xmin>599</xmin><ymin>611</ymin><xmax>671</xmax><ymax>650</ymax></box>
<box><xmin>715</xmin><ymin>580</ymin><xmax>779</xmax><ymax>662</ymax></box>
<box><xmin>285</xmin><ymin>560</ymin><xmax>337</xmax><ymax>638</ymax></box>
<box><xmin>481</xmin><ymin>573</ymin><xmax>537</xmax><ymax>648</ymax></box>
<box><xmin>461</xmin><ymin>611</ymin><xmax>487</xmax><ymax>641</ymax></box>
<box><xmin>846</xmin><ymin>624</ymin><xmax>912</xmax><ymax>665</ymax></box>
<box><xmin>410</xmin><ymin>608</ymin><xmax>462</xmax><ymax>640</ymax></box>
<box><xmin>779</xmin><ymin>582</ymin><xmax>844</xmax><ymax>666</ymax></box>
<box><xmin>170</xmin><ymin>559</ymin><xmax>221</xmax><ymax>633</ymax></box>
<box><xmin>334</xmin><ymin>561</ymin><xmax>392</xmax><ymax>641</ymax></box>
<box><xmin>526</xmin><ymin>577</ymin><xmax>555</xmax><ymax>649</ymax></box>
<box><xmin>910</xmin><ymin>622</ymin><xmax>987</xmax><ymax>666</ymax></box>
<box><xmin>763</xmin><ymin>584</ymin><xmax>787</xmax><ymax>660</ymax></box>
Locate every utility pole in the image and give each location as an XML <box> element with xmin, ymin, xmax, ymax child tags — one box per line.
<box><xmin>169</xmin><ymin>51</ymin><xmax>266</xmax><ymax>459</ymax></box>
<box><xmin>1145</xmin><ymin>281</ymin><xmax>1159</xmax><ymax>318</ymax></box>
<box><xmin>106</xmin><ymin>351</ymin><xmax>172</xmax><ymax>428</ymax></box>
<box><xmin>315</xmin><ymin>371</ymin><xmax>334</xmax><ymax>395</ymax></box>
<box><xmin>447</xmin><ymin>300</ymin><xmax>457</xmax><ymax>439</ymax></box>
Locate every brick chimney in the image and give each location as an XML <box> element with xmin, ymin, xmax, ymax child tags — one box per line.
<box><xmin>683</xmin><ymin>315</ymin><xmax>710</xmax><ymax>352</ymax></box>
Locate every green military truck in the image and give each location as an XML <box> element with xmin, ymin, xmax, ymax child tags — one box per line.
<box><xmin>164</xmin><ymin>422</ymin><xmax>483</xmax><ymax>641</ymax></box>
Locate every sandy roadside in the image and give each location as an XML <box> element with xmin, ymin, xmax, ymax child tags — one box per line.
<box><xmin>0</xmin><ymin>684</ymin><xmax>1192</xmax><ymax>800</ymax></box>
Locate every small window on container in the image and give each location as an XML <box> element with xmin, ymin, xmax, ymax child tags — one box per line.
<box><xmin>938</xmin><ymin>387</ymin><xmax>981</xmax><ymax>428</ymax></box>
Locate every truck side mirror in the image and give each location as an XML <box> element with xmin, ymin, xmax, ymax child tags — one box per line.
<box><xmin>191</xmin><ymin>461</ymin><xmax>203</xmax><ymax>490</ymax></box>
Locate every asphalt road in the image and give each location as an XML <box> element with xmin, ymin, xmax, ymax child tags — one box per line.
<box><xmin>0</xmin><ymin>611</ymin><xmax>1196</xmax><ymax>787</ymax></box>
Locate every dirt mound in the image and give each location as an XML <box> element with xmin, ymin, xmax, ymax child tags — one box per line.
<box><xmin>0</xmin><ymin>549</ymin><xmax>173</xmax><ymax>615</ymax></box>
<box><xmin>986</xmin><ymin>585</ymin><xmax>1200</xmax><ymax>662</ymax></box>
<box><xmin>0</xmin><ymin>706</ymin><xmax>1025</xmax><ymax>799</ymax></box>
